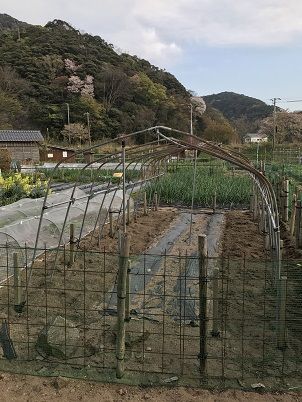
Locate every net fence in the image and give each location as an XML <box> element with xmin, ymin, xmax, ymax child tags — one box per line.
<box><xmin>0</xmin><ymin>245</ymin><xmax>300</xmax><ymax>389</ymax></box>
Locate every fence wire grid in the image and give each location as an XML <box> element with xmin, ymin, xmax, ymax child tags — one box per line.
<box><xmin>0</xmin><ymin>245</ymin><xmax>301</xmax><ymax>389</ymax></box>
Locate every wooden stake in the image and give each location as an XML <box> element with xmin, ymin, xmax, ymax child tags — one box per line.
<box><xmin>289</xmin><ymin>194</ymin><xmax>297</xmax><ymax>237</ymax></box>
<box><xmin>13</xmin><ymin>252</ymin><xmax>22</xmax><ymax>309</ymax></box>
<box><xmin>295</xmin><ymin>200</ymin><xmax>302</xmax><ymax>248</ymax></box>
<box><xmin>116</xmin><ymin>233</ymin><xmax>130</xmax><ymax>379</ymax></box>
<box><xmin>154</xmin><ymin>192</ymin><xmax>158</xmax><ymax>211</ymax></box>
<box><xmin>277</xmin><ymin>276</ymin><xmax>287</xmax><ymax>350</ymax></box>
<box><xmin>198</xmin><ymin>235</ymin><xmax>208</xmax><ymax>377</ymax></box>
<box><xmin>69</xmin><ymin>223</ymin><xmax>75</xmax><ymax>266</ymax></box>
<box><xmin>211</xmin><ymin>268</ymin><xmax>220</xmax><ymax>337</ymax></box>
<box><xmin>126</xmin><ymin>199</ymin><xmax>131</xmax><ymax>225</ymax></box>
<box><xmin>143</xmin><ymin>191</ymin><xmax>147</xmax><ymax>216</ymax></box>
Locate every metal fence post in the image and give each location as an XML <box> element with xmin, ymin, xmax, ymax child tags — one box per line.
<box><xmin>116</xmin><ymin>233</ymin><xmax>130</xmax><ymax>378</ymax></box>
<box><xmin>109</xmin><ymin>209</ymin><xmax>114</xmax><ymax>238</ymax></box>
<box><xmin>69</xmin><ymin>223</ymin><xmax>75</xmax><ymax>266</ymax></box>
<box><xmin>198</xmin><ymin>234</ymin><xmax>208</xmax><ymax>377</ymax></box>
<box><xmin>211</xmin><ymin>268</ymin><xmax>220</xmax><ymax>337</ymax></box>
<box><xmin>13</xmin><ymin>252</ymin><xmax>22</xmax><ymax>311</ymax></box>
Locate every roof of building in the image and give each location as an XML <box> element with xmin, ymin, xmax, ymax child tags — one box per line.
<box><xmin>45</xmin><ymin>145</ymin><xmax>75</xmax><ymax>152</ymax></box>
<box><xmin>244</xmin><ymin>133</ymin><xmax>268</xmax><ymax>139</ymax></box>
<box><xmin>0</xmin><ymin>130</ymin><xmax>44</xmax><ymax>142</ymax></box>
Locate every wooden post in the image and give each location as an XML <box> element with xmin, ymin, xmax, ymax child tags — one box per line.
<box><xmin>13</xmin><ymin>252</ymin><xmax>22</xmax><ymax>309</ymax></box>
<box><xmin>143</xmin><ymin>191</ymin><xmax>147</xmax><ymax>216</ymax></box>
<box><xmin>211</xmin><ymin>268</ymin><xmax>220</xmax><ymax>337</ymax></box>
<box><xmin>116</xmin><ymin>233</ymin><xmax>130</xmax><ymax>378</ymax></box>
<box><xmin>109</xmin><ymin>209</ymin><xmax>114</xmax><ymax>238</ymax></box>
<box><xmin>213</xmin><ymin>191</ymin><xmax>217</xmax><ymax>214</ymax></box>
<box><xmin>289</xmin><ymin>194</ymin><xmax>297</xmax><ymax>237</ymax></box>
<box><xmin>277</xmin><ymin>276</ymin><xmax>287</xmax><ymax>350</ymax></box>
<box><xmin>154</xmin><ymin>192</ymin><xmax>158</xmax><ymax>211</ymax></box>
<box><xmin>198</xmin><ymin>235</ymin><xmax>208</xmax><ymax>377</ymax></box>
<box><xmin>69</xmin><ymin>223</ymin><xmax>75</xmax><ymax>266</ymax></box>
<box><xmin>126</xmin><ymin>199</ymin><xmax>131</xmax><ymax>225</ymax></box>
<box><xmin>295</xmin><ymin>200</ymin><xmax>302</xmax><ymax>248</ymax></box>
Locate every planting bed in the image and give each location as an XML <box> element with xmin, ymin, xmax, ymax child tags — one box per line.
<box><xmin>0</xmin><ymin>206</ymin><xmax>301</xmax><ymax>395</ymax></box>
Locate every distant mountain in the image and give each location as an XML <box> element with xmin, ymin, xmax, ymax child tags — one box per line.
<box><xmin>203</xmin><ymin>91</ymin><xmax>278</xmax><ymax>136</ymax></box>
<box><xmin>203</xmin><ymin>91</ymin><xmax>275</xmax><ymax>121</ymax></box>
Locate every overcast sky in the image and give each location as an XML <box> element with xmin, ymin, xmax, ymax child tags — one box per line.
<box><xmin>1</xmin><ymin>0</ymin><xmax>302</xmax><ymax>110</ymax></box>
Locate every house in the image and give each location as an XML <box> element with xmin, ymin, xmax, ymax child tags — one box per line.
<box><xmin>40</xmin><ymin>145</ymin><xmax>76</xmax><ymax>163</ymax></box>
<box><xmin>244</xmin><ymin>133</ymin><xmax>268</xmax><ymax>143</ymax></box>
<box><xmin>0</xmin><ymin>130</ymin><xmax>44</xmax><ymax>163</ymax></box>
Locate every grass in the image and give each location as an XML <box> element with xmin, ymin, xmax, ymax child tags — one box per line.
<box><xmin>37</xmin><ymin>168</ymin><xmax>141</xmax><ymax>184</ymax></box>
<box><xmin>147</xmin><ymin>164</ymin><xmax>251</xmax><ymax>208</ymax></box>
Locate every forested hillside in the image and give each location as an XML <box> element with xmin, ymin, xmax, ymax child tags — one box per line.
<box><xmin>203</xmin><ymin>91</ymin><xmax>276</xmax><ymax>136</ymax></box>
<box><xmin>0</xmin><ymin>15</ymin><xmax>193</xmax><ymax>143</ymax></box>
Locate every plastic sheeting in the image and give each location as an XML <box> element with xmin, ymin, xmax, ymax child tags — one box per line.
<box><xmin>0</xmin><ymin>186</ymin><xmax>133</xmax><ymax>277</ymax></box>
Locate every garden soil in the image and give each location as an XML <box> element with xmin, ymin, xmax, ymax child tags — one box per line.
<box><xmin>0</xmin><ymin>209</ymin><xmax>301</xmax><ymax>400</ymax></box>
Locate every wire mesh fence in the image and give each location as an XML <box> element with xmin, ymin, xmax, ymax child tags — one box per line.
<box><xmin>0</xmin><ymin>245</ymin><xmax>301</xmax><ymax>388</ymax></box>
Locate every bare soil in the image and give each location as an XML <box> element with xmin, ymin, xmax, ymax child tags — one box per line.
<box><xmin>0</xmin><ymin>372</ymin><xmax>300</xmax><ymax>402</ymax></box>
<box><xmin>222</xmin><ymin>210</ymin><xmax>268</xmax><ymax>259</ymax></box>
<box><xmin>0</xmin><ymin>209</ymin><xmax>301</xmax><ymax>400</ymax></box>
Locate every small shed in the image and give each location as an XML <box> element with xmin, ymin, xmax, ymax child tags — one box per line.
<box><xmin>244</xmin><ymin>133</ymin><xmax>268</xmax><ymax>143</ymax></box>
<box><xmin>40</xmin><ymin>145</ymin><xmax>76</xmax><ymax>163</ymax></box>
<box><xmin>0</xmin><ymin>130</ymin><xmax>44</xmax><ymax>163</ymax></box>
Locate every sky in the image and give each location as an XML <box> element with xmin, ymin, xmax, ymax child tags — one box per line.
<box><xmin>1</xmin><ymin>0</ymin><xmax>302</xmax><ymax>111</ymax></box>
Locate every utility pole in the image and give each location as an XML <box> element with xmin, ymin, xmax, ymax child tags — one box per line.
<box><xmin>66</xmin><ymin>103</ymin><xmax>70</xmax><ymax>125</ymax></box>
<box><xmin>66</xmin><ymin>103</ymin><xmax>71</xmax><ymax>143</ymax></box>
<box><xmin>190</xmin><ymin>103</ymin><xmax>193</xmax><ymax>138</ymax></box>
<box><xmin>271</xmin><ymin>97</ymin><xmax>281</xmax><ymax>152</ymax></box>
<box><xmin>84</xmin><ymin>112</ymin><xmax>91</xmax><ymax>146</ymax></box>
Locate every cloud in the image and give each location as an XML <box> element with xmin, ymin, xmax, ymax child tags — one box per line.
<box><xmin>1</xmin><ymin>0</ymin><xmax>302</xmax><ymax>67</ymax></box>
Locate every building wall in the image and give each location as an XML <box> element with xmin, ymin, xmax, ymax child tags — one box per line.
<box><xmin>0</xmin><ymin>142</ymin><xmax>40</xmax><ymax>163</ymax></box>
<box><xmin>40</xmin><ymin>147</ymin><xmax>76</xmax><ymax>162</ymax></box>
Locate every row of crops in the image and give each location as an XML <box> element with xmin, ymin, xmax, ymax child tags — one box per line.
<box><xmin>147</xmin><ymin>163</ymin><xmax>251</xmax><ymax>208</ymax></box>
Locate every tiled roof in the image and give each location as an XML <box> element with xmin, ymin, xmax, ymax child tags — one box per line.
<box><xmin>0</xmin><ymin>130</ymin><xmax>44</xmax><ymax>142</ymax></box>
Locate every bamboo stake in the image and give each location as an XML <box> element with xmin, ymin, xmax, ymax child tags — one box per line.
<box><xmin>295</xmin><ymin>200</ymin><xmax>302</xmax><ymax>248</ymax></box>
<box><xmin>116</xmin><ymin>233</ymin><xmax>130</xmax><ymax>378</ymax></box>
<box><xmin>198</xmin><ymin>234</ymin><xmax>208</xmax><ymax>377</ymax></box>
<box><xmin>143</xmin><ymin>191</ymin><xmax>147</xmax><ymax>216</ymax></box>
<box><xmin>126</xmin><ymin>199</ymin><xmax>131</xmax><ymax>225</ymax></box>
<box><xmin>154</xmin><ymin>192</ymin><xmax>158</xmax><ymax>211</ymax></box>
<box><xmin>289</xmin><ymin>194</ymin><xmax>297</xmax><ymax>237</ymax></box>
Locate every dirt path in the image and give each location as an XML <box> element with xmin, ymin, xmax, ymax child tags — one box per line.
<box><xmin>0</xmin><ymin>372</ymin><xmax>300</xmax><ymax>402</ymax></box>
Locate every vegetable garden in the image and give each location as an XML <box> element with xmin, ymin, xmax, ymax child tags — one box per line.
<box><xmin>0</xmin><ymin>126</ymin><xmax>301</xmax><ymax>391</ymax></box>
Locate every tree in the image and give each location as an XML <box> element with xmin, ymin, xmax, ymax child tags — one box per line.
<box><xmin>61</xmin><ymin>123</ymin><xmax>89</xmax><ymax>144</ymax></box>
<box><xmin>203</xmin><ymin>120</ymin><xmax>239</xmax><ymax>144</ymax></box>
<box><xmin>259</xmin><ymin>112</ymin><xmax>302</xmax><ymax>143</ymax></box>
